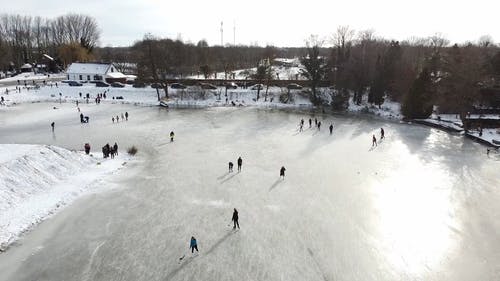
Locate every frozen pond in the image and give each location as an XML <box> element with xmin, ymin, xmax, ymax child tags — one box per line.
<box><xmin>0</xmin><ymin>101</ymin><xmax>499</xmax><ymax>281</ymax></box>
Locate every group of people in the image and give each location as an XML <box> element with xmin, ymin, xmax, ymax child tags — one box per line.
<box><xmin>102</xmin><ymin>142</ymin><xmax>119</xmax><ymax>159</ymax></box>
<box><xmin>112</xmin><ymin>112</ymin><xmax>129</xmax><ymax>123</ymax></box>
<box><xmin>372</xmin><ymin>127</ymin><xmax>385</xmax><ymax>147</ymax></box>
<box><xmin>80</xmin><ymin>113</ymin><xmax>90</xmax><ymax>123</ymax></box>
<box><xmin>228</xmin><ymin>157</ymin><xmax>243</xmax><ymax>172</ymax></box>
<box><xmin>299</xmin><ymin>118</ymin><xmax>334</xmax><ymax>135</ymax></box>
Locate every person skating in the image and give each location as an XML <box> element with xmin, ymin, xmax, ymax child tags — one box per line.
<box><xmin>380</xmin><ymin>127</ymin><xmax>385</xmax><ymax>140</ymax></box>
<box><xmin>372</xmin><ymin>135</ymin><xmax>377</xmax><ymax>147</ymax></box>
<box><xmin>113</xmin><ymin>143</ymin><xmax>118</xmax><ymax>156</ymax></box>
<box><xmin>237</xmin><ymin>157</ymin><xmax>242</xmax><ymax>172</ymax></box>
<box><xmin>121</xmin><ymin>113</ymin><xmax>125</xmax><ymax>121</ymax></box>
<box><xmin>170</xmin><ymin>131</ymin><xmax>175</xmax><ymax>142</ymax></box>
<box><xmin>84</xmin><ymin>143</ymin><xmax>91</xmax><ymax>155</ymax></box>
<box><xmin>309</xmin><ymin>118</ymin><xmax>312</xmax><ymax>128</ymax></box>
<box><xmin>125</xmin><ymin>111</ymin><xmax>128</xmax><ymax>121</ymax></box>
<box><xmin>228</xmin><ymin>161</ymin><xmax>234</xmax><ymax>172</ymax></box>
<box><xmin>112</xmin><ymin>117</ymin><xmax>115</xmax><ymax>123</ymax></box>
<box><xmin>318</xmin><ymin>121</ymin><xmax>321</xmax><ymax>130</ymax></box>
<box><xmin>116</xmin><ymin>115</ymin><xmax>119</xmax><ymax>123</ymax></box>
<box><xmin>190</xmin><ymin>236</ymin><xmax>198</xmax><ymax>253</ymax></box>
<box><xmin>280</xmin><ymin>166</ymin><xmax>286</xmax><ymax>179</ymax></box>
<box><xmin>232</xmin><ymin>208</ymin><xmax>240</xmax><ymax>229</ymax></box>
<box><xmin>51</xmin><ymin>122</ymin><xmax>55</xmax><ymax>131</ymax></box>
<box><xmin>329</xmin><ymin>124</ymin><xmax>333</xmax><ymax>135</ymax></box>
<box><xmin>314</xmin><ymin>118</ymin><xmax>318</xmax><ymax>126</ymax></box>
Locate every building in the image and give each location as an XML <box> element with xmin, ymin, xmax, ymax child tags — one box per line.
<box><xmin>66</xmin><ymin>62</ymin><xmax>127</xmax><ymax>83</ymax></box>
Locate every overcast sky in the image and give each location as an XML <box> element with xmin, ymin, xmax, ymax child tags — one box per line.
<box><xmin>5</xmin><ymin>0</ymin><xmax>500</xmax><ymax>47</ymax></box>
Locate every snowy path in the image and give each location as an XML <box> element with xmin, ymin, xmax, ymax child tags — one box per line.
<box><xmin>0</xmin><ymin>103</ymin><xmax>499</xmax><ymax>280</ymax></box>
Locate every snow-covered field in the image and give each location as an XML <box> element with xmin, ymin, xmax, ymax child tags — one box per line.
<box><xmin>0</xmin><ymin>72</ymin><xmax>66</xmax><ymax>85</ymax></box>
<box><xmin>0</xmin><ymin>144</ymin><xmax>128</xmax><ymax>250</ymax></box>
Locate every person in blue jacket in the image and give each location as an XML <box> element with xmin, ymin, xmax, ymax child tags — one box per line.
<box><xmin>190</xmin><ymin>236</ymin><xmax>198</xmax><ymax>253</ymax></box>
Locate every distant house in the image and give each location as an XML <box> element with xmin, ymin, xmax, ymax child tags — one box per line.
<box><xmin>20</xmin><ymin>63</ymin><xmax>33</xmax><ymax>73</ymax></box>
<box><xmin>66</xmin><ymin>62</ymin><xmax>127</xmax><ymax>83</ymax></box>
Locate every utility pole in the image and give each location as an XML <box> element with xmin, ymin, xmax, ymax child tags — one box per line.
<box><xmin>220</xmin><ymin>21</ymin><xmax>223</xmax><ymax>46</ymax></box>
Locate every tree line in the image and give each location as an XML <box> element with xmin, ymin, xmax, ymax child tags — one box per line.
<box><xmin>2</xmin><ymin>13</ymin><xmax>499</xmax><ymax>121</ymax></box>
<box><xmin>0</xmin><ymin>13</ymin><xmax>99</xmax><ymax>71</ymax></box>
<box><xmin>299</xmin><ymin>27</ymin><xmax>500</xmax><ymax>122</ymax></box>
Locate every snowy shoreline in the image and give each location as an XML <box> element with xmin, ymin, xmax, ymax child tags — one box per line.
<box><xmin>0</xmin><ymin>144</ymin><xmax>130</xmax><ymax>251</ymax></box>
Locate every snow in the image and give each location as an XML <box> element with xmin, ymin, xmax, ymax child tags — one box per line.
<box><xmin>415</xmin><ymin>118</ymin><xmax>464</xmax><ymax>132</ymax></box>
<box><xmin>0</xmin><ymin>72</ymin><xmax>65</xmax><ymax>84</ymax></box>
<box><xmin>66</xmin><ymin>63</ymin><xmax>111</xmax><ymax>75</ymax></box>
<box><xmin>0</xmin><ymin>144</ymin><xmax>129</xmax><ymax>249</ymax></box>
<box><xmin>467</xmin><ymin>128</ymin><xmax>500</xmax><ymax>147</ymax></box>
<box><xmin>348</xmin><ymin>95</ymin><xmax>402</xmax><ymax>119</ymax></box>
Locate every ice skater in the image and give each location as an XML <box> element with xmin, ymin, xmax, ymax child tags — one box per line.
<box><xmin>229</xmin><ymin>161</ymin><xmax>234</xmax><ymax>172</ymax></box>
<box><xmin>315</xmin><ymin>118</ymin><xmax>318</xmax><ymax>126</ymax></box>
<box><xmin>170</xmin><ymin>131</ymin><xmax>175</xmax><ymax>142</ymax></box>
<box><xmin>125</xmin><ymin>112</ymin><xmax>129</xmax><ymax>121</ymax></box>
<box><xmin>372</xmin><ymin>135</ymin><xmax>377</xmax><ymax>147</ymax></box>
<box><xmin>329</xmin><ymin>123</ymin><xmax>333</xmax><ymax>135</ymax></box>
<box><xmin>121</xmin><ymin>113</ymin><xmax>125</xmax><ymax>121</ymax></box>
<box><xmin>113</xmin><ymin>142</ymin><xmax>118</xmax><ymax>156</ymax></box>
<box><xmin>237</xmin><ymin>157</ymin><xmax>242</xmax><ymax>172</ymax></box>
<box><xmin>232</xmin><ymin>208</ymin><xmax>240</xmax><ymax>229</ymax></box>
<box><xmin>317</xmin><ymin>121</ymin><xmax>321</xmax><ymax>131</ymax></box>
<box><xmin>280</xmin><ymin>166</ymin><xmax>286</xmax><ymax>179</ymax></box>
<box><xmin>309</xmin><ymin>118</ymin><xmax>312</xmax><ymax>128</ymax></box>
<box><xmin>112</xmin><ymin>117</ymin><xmax>115</xmax><ymax>123</ymax></box>
<box><xmin>380</xmin><ymin>127</ymin><xmax>385</xmax><ymax>140</ymax></box>
<box><xmin>299</xmin><ymin>119</ymin><xmax>304</xmax><ymax>132</ymax></box>
<box><xmin>116</xmin><ymin>115</ymin><xmax>119</xmax><ymax>123</ymax></box>
<box><xmin>190</xmin><ymin>236</ymin><xmax>198</xmax><ymax>253</ymax></box>
<box><xmin>51</xmin><ymin>122</ymin><xmax>55</xmax><ymax>131</ymax></box>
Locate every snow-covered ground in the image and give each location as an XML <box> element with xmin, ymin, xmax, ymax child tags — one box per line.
<box><xmin>0</xmin><ymin>72</ymin><xmax>66</xmax><ymax>84</ymax></box>
<box><xmin>1</xmin><ymin>83</ymin><xmax>404</xmax><ymax>118</ymax></box>
<box><xmin>467</xmin><ymin>128</ymin><xmax>500</xmax><ymax>148</ymax></box>
<box><xmin>186</xmin><ymin>58</ymin><xmax>303</xmax><ymax>80</ymax></box>
<box><xmin>0</xmin><ymin>144</ymin><xmax>129</xmax><ymax>250</ymax></box>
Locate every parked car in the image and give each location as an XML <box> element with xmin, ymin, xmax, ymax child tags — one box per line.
<box><xmin>68</xmin><ymin>81</ymin><xmax>83</xmax><ymax>87</ymax></box>
<box><xmin>133</xmin><ymin>82</ymin><xmax>146</xmax><ymax>88</ymax></box>
<box><xmin>200</xmin><ymin>82</ymin><xmax>217</xmax><ymax>90</ymax></box>
<box><xmin>170</xmin><ymin>83</ymin><xmax>187</xmax><ymax>89</ymax></box>
<box><xmin>287</xmin><ymin>83</ymin><xmax>302</xmax><ymax>90</ymax></box>
<box><xmin>151</xmin><ymin>83</ymin><xmax>163</xmax><ymax>89</ymax></box>
<box><xmin>225</xmin><ymin>82</ymin><xmax>238</xmax><ymax>89</ymax></box>
<box><xmin>251</xmin><ymin>84</ymin><xmax>264</xmax><ymax>90</ymax></box>
<box><xmin>110</xmin><ymin>82</ymin><xmax>126</xmax><ymax>88</ymax></box>
<box><xmin>95</xmin><ymin>81</ymin><xmax>110</xmax><ymax>87</ymax></box>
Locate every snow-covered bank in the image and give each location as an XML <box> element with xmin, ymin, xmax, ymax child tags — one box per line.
<box><xmin>0</xmin><ymin>144</ymin><xmax>128</xmax><ymax>250</ymax></box>
<box><xmin>466</xmin><ymin>129</ymin><xmax>500</xmax><ymax>148</ymax></box>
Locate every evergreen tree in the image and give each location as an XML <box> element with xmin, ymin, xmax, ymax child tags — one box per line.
<box><xmin>402</xmin><ymin>68</ymin><xmax>433</xmax><ymax>119</ymax></box>
<box><xmin>300</xmin><ymin>39</ymin><xmax>328</xmax><ymax>105</ymax></box>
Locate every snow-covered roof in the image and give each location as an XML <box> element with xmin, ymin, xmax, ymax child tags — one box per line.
<box><xmin>67</xmin><ymin>63</ymin><xmax>112</xmax><ymax>75</ymax></box>
<box><xmin>106</xmin><ymin>72</ymin><xmax>127</xmax><ymax>79</ymax></box>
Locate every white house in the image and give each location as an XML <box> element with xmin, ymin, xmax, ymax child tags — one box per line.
<box><xmin>66</xmin><ymin>62</ymin><xmax>127</xmax><ymax>83</ymax></box>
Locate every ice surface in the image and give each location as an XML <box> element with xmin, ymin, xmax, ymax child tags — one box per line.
<box><xmin>0</xmin><ymin>102</ymin><xmax>499</xmax><ymax>281</ymax></box>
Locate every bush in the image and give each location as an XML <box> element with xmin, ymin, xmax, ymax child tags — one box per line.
<box><xmin>127</xmin><ymin>146</ymin><xmax>138</xmax><ymax>156</ymax></box>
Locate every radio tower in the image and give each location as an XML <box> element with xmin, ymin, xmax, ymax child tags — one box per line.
<box><xmin>220</xmin><ymin>21</ymin><xmax>223</xmax><ymax>46</ymax></box>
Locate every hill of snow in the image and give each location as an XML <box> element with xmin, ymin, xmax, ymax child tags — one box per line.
<box><xmin>0</xmin><ymin>144</ymin><xmax>127</xmax><ymax>250</ymax></box>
